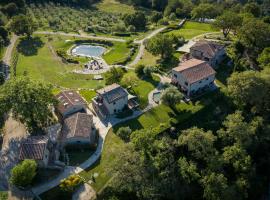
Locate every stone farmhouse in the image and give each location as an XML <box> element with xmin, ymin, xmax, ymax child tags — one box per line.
<box><xmin>172</xmin><ymin>58</ymin><xmax>216</xmax><ymax>96</ymax></box>
<box><xmin>55</xmin><ymin>90</ymin><xmax>87</xmax><ymax>119</ymax></box>
<box><xmin>92</xmin><ymin>83</ymin><xmax>138</xmax><ymax>119</ymax></box>
<box><xmin>60</xmin><ymin>112</ymin><xmax>97</xmax><ymax>149</ymax></box>
<box><xmin>189</xmin><ymin>40</ymin><xmax>226</xmax><ymax>68</ymax></box>
<box><xmin>19</xmin><ymin>136</ymin><xmax>59</xmax><ymax>168</ymax></box>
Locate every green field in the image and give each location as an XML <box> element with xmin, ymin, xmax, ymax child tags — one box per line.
<box><xmin>79</xmin><ymin>90</ymin><xmax>97</xmax><ymax>103</ymax></box>
<box><xmin>166</xmin><ymin>21</ymin><xmax>218</xmax><ymax>39</ymax></box>
<box><xmin>14</xmin><ymin>35</ymin><xmax>137</xmax><ymax>89</ymax></box>
<box><xmin>15</xmin><ymin>36</ymin><xmax>105</xmax><ymax>89</ymax></box>
<box><xmin>121</xmin><ymin>71</ymin><xmax>160</xmax><ymax>108</ymax></box>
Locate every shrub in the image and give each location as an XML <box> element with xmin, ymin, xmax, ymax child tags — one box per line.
<box><xmin>104</xmin><ymin>67</ymin><xmax>124</xmax><ymax>85</ymax></box>
<box><xmin>161</xmin><ymin>86</ymin><xmax>183</xmax><ymax>108</ymax></box>
<box><xmin>135</xmin><ymin>65</ymin><xmax>145</xmax><ymax>77</ymax></box>
<box><xmin>143</xmin><ymin>66</ymin><xmax>152</xmax><ymax>77</ymax></box>
<box><xmin>116</xmin><ymin>127</ymin><xmax>132</xmax><ymax>141</ymax></box>
<box><xmin>10</xmin><ymin>159</ymin><xmax>37</xmax><ymax>188</ymax></box>
<box><xmin>60</xmin><ymin>175</ymin><xmax>82</xmax><ymax>192</ymax></box>
<box><xmin>158</xmin><ymin>18</ymin><xmax>169</xmax><ymax>25</ymax></box>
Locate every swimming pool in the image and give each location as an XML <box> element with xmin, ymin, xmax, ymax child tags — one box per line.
<box><xmin>153</xmin><ymin>91</ymin><xmax>162</xmax><ymax>103</ymax></box>
<box><xmin>71</xmin><ymin>45</ymin><xmax>106</xmax><ymax>57</ymax></box>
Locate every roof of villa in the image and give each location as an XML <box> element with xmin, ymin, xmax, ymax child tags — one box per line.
<box><xmin>61</xmin><ymin>113</ymin><xmax>95</xmax><ymax>140</ymax></box>
<box><xmin>55</xmin><ymin>90</ymin><xmax>87</xmax><ymax>115</ymax></box>
<box><xmin>19</xmin><ymin>136</ymin><xmax>49</xmax><ymax>160</ymax></box>
<box><xmin>173</xmin><ymin>58</ymin><xmax>216</xmax><ymax>84</ymax></box>
<box><xmin>96</xmin><ymin>83</ymin><xmax>128</xmax><ymax>104</ymax></box>
<box><xmin>190</xmin><ymin>40</ymin><xmax>225</xmax><ymax>59</ymax></box>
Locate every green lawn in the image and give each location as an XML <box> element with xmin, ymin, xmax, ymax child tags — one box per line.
<box><xmin>166</xmin><ymin>21</ymin><xmax>218</xmax><ymax>39</ymax></box>
<box><xmin>15</xmin><ymin>36</ymin><xmax>105</xmax><ymax>89</ymax></box>
<box><xmin>103</xmin><ymin>42</ymin><xmax>133</xmax><ymax>65</ymax></box>
<box><xmin>121</xmin><ymin>71</ymin><xmax>160</xmax><ymax>109</ymax></box>
<box><xmin>79</xmin><ymin>90</ymin><xmax>97</xmax><ymax>103</ymax></box>
<box><xmin>137</xmin><ymin>49</ymin><xmax>160</xmax><ymax>67</ymax></box>
<box><xmin>49</xmin><ymin>34</ymin><xmax>135</xmax><ymax>65</ymax></box>
<box><xmin>66</xmin><ymin>149</ymin><xmax>95</xmax><ymax>166</ymax></box>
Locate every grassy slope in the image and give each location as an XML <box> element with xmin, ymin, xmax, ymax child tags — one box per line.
<box><xmin>121</xmin><ymin>71</ymin><xmax>160</xmax><ymax>108</ymax></box>
<box><xmin>166</xmin><ymin>21</ymin><xmax>218</xmax><ymax>39</ymax></box>
<box><xmin>79</xmin><ymin>90</ymin><xmax>97</xmax><ymax>103</ymax></box>
<box><xmin>137</xmin><ymin>49</ymin><xmax>160</xmax><ymax>67</ymax></box>
<box><xmin>16</xmin><ymin>37</ymin><xmax>105</xmax><ymax>89</ymax></box>
<box><xmin>81</xmin><ymin>100</ymin><xmax>204</xmax><ymax>192</ymax></box>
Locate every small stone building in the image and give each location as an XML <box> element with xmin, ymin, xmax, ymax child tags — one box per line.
<box><xmin>19</xmin><ymin>136</ymin><xmax>53</xmax><ymax>167</ymax></box>
<box><xmin>92</xmin><ymin>84</ymin><xmax>129</xmax><ymax>119</ymax></box>
<box><xmin>60</xmin><ymin>113</ymin><xmax>97</xmax><ymax>149</ymax></box>
<box><xmin>190</xmin><ymin>40</ymin><xmax>226</xmax><ymax>68</ymax></box>
<box><xmin>55</xmin><ymin>90</ymin><xmax>87</xmax><ymax>119</ymax></box>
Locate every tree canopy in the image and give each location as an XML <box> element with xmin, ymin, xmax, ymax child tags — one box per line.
<box><xmin>10</xmin><ymin>159</ymin><xmax>37</xmax><ymax>187</ymax></box>
<box><xmin>0</xmin><ymin>77</ymin><xmax>56</xmax><ymax>131</ymax></box>
<box><xmin>9</xmin><ymin>14</ymin><xmax>37</xmax><ymax>37</ymax></box>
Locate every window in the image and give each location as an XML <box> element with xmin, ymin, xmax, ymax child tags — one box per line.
<box><xmin>185</xmin><ymin>82</ymin><xmax>188</xmax><ymax>86</ymax></box>
<box><xmin>199</xmin><ymin>81</ymin><xmax>202</xmax><ymax>83</ymax></box>
<box><xmin>114</xmin><ymin>109</ymin><xmax>116</xmax><ymax>113</ymax></box>
<box><xmin>113</xmin><ymin>102</ymin><xmax>116</xmax><ymax>105</ymax></box>
<box><xmin>174</xmin><ymin>74</ymin><xmax>177</xmax><ymax>78</ymax></box>
<box><xmin>206</xmin><ymin>78</ymin><xmax>209</xmax><ymax>81</ymax></box>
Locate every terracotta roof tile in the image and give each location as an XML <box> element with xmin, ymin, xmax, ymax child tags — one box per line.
<box><xmin>55</xmin><ymin>90</ymin><xmax>87</xmax><ymax>115</ymax></box>
<box><xmin>190</xmin><ymin>40</ymin><xmax>224</xmax><ymax>59</ymax></box>
<box><xmin>61</xmin><ymin>113</ymin><xmax>94</xmax><ymax>140</ymax></box>
<box><xmin>19</xmin><ymin>136</ymin><xmax>48</xmax><ymax>160</ymax></box>
<box><xmin>173</xmin><ymin>59</ymin><xmax>216</xmax><ymax>84</ymax></box>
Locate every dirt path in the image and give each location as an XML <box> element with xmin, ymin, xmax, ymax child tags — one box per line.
<box><xmin>35</xmin><ymin>31</ymin><xmax>126</xmax><ymax>43</ymax></box>
<box><xmin>128</xmin><ymin>27</ymin><xmax>167</xmax><ymax>67</ymax></box>
<box><xmin>0</xmin><ymin>116</ymin><xmax>27</xmax><ymax>191</ymax></box>
<box><xmin>3</xmin><ymin>34</ymin><xmax>18</xmax><ymax>66</ymax></box>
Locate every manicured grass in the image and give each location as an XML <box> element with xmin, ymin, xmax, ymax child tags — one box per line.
<box><xmin>66</xmin><ymin>148</ymin><xmax>95</xmax><ymax>166</ymax></box>
<box><xmin>137</xmin><ymin>49</ymin><xmax>160</xmax><ymax>67</ymax></box>
<box><xmin>121</xmin><ymin>71</ymin><xmax>160</xmax><ymax>109</ymax></box>
<box><xmin>166</xmin><ymin>21</ymin><xmax>218</xmax><ymax>39</ymax></box>
<box><xmin>103</xmin><ymin>42</ymin><xmax>133</xmax><ymax>65</ymax></box>
<box><xmin>15</xmin><ymin>36</ymin><xmax>105</xmax><ymax>89</ymax></box>
<box><xmin>49</xmin><ymin>34</ymin><xmax>136</xmax><ymax>65</ymax></box>
<box><xmin>96</xmin><ymin>0</ymin><xmax>135</xmax><ymax>14</ymax></box>
<box><xmin>79</xmin><ymin>90</ymin><xmax>96</xmax><ymax>103</ymax></box>
<box><xmin>80</xmin><ymin>130</ymin><xmax>126</xmax><ymax>192</ymax></box>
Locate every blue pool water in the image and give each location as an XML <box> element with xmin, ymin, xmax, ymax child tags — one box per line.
<box><xmin>71</xmin><ymin>45</ymin><xmax>106</xmax><ymax>57</ymax></box>
<box><xmin>153</xmin><ymin>92</ymin><xmax>162</xmax><ymax>103</ymax></box>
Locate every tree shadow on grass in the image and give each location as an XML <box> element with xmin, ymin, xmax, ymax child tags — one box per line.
<box><xmin>17</xmin><ymin>36</ymin><xmax>45</xmax><ymax>56</ymax></box>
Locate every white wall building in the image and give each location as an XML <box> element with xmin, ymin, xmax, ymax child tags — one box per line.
<box><xmin>172</xmin><ymin>59</ymin><xmax>216</xmax><ymax>96</ymax></box>
<box><xmin>92</xmin><ymin>84</ymin><xmax>129</xmax><ymax>119</ymax></box>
